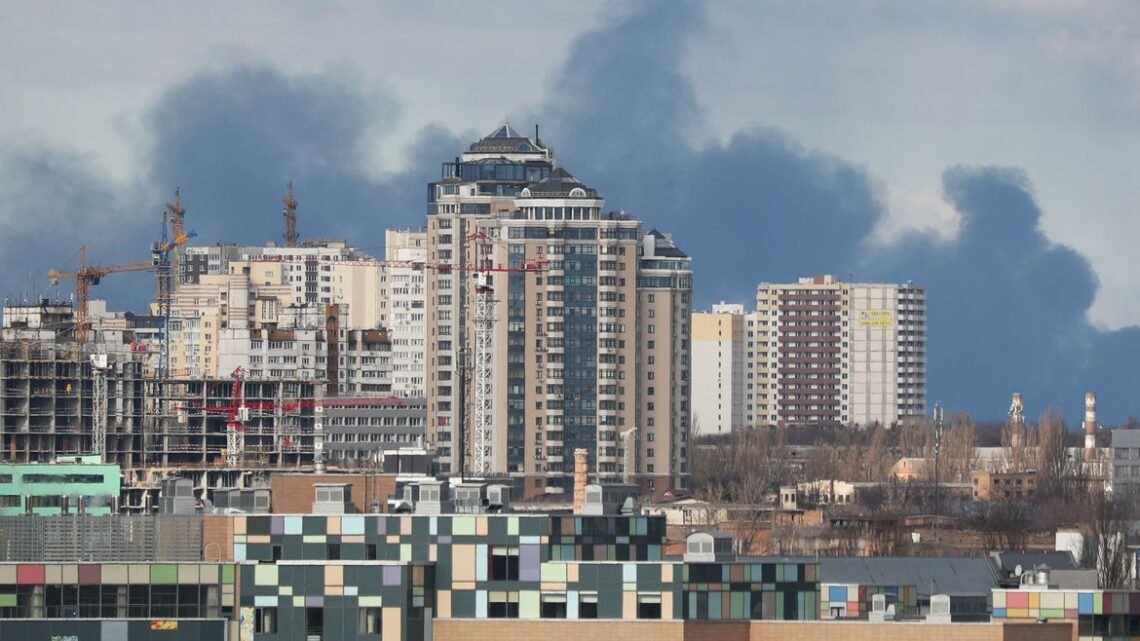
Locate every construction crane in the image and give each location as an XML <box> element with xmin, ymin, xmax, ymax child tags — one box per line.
<box><xmin>165</xmin><ymin>187</ymin><xmax>187</xmax><ymax>250</ymax></box>
<box><xmin>90</xmin><ymin>353</ymin><xmax>109</xmax><ymax>462</ymax></box>
<box><xmin>282</xmin><ymin>181</ymin><xmax>299</xmax><ymax>247</ymax></box>
<box><xmin>48</xmin><ymin>245</ymin><xmax>156</xmax><ymax>344</ymax></box>
<box><xmin>224</xmin><ymin>367</ymin><xmax>249</xmax><ymax>467</ymax></box>
<box><xmin>153</xmin><ymin>211</ymin><xmax>197</xmax><ymax>378</ymax></box>
<box><xmin>464</xmin><ymin>230</ymin><xmax>548</xmax><ymax>477</ymax></box>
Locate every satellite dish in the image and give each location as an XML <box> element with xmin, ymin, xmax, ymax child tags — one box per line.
<box><xmin>1014</xmin><ymin>564</ymin><xmax>1023</xmax><ymax>577</ymax></box>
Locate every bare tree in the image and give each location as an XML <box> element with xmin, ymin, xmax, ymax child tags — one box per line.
<box><xmin>969</xmin><ymin>500</ymin><xmax>1031</xmax><ymax>551</ymax></box>
<box><xmin>1002</xmin><ymin>419</ymin><xmax>1038</xmax><ymax>473</ymax></box>
<box><xmin>939</xmin><ymin>414</ymin><xmax>979</xmax><ymax>483</ymax></box>
<box><xmin>863</xmin><ymin>424</ymin><xmax>893</xmax><ymax>483</ymax></box>
<box><xmin>1037</xmin><ymin>409</ymin><xmax>1077</xmax><ymax>501</ymax></box>
<box><xmin>1090</xmin><ymin>489</ymin><xmax>1132</xmax><ymax>589</ymax></box>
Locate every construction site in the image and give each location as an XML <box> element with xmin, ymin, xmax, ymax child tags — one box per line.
<box><xmin>0</xmin><ymin>187</ymin><xmax>430</xmax><ymax>506</ymax></box>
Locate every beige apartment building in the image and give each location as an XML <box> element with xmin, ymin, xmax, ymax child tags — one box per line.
<box><xmin>424</xmin><ymin>125</ymin><xmax>692</xmax><ymax>494</ymax></box>
<box><xmin>692</xmin><ymin>303</ymin><xmax>746</xmax><ymax>436</ymax></box>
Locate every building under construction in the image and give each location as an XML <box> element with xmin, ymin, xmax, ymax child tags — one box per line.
<box><xmin>0</xmin><ymin>298</ymin><xmax>425</xmax><ymax>507</ymax></box>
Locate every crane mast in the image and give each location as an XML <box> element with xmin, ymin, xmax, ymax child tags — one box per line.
<box><xmin>465</xmin><ymin>231</ymin><xmax>548</xmax><ymax>477</ymax></box>
<box><xmin>225</xmin><ymin>367</ymin><xmax>249</xmax><ymax>467</ymax></box>
<box><xmin>90</xmin><ymin>353</ymin><xmax>108</xmax><ymax>462</ymax></box>
<box><xmin>283</xmin><ymin>181</ymin><xmax>299</xmax><ymax>248</ymax></box>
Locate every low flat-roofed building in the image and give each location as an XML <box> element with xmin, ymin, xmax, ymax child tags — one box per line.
<box><xmin>0</xmin><ymin>460</ymin><xmax>120</xmax><ymax>515</ymax></box>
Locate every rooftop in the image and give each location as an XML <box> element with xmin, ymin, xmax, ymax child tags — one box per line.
<box><xmin>520</xmin><ymin>167</ymin><xmax>599</xmax><ymax>199</ymax></box>
<box><xmin>467</xmin><ymin>123</ymin><xmax>547</xmax><ymax>155</ymax></box>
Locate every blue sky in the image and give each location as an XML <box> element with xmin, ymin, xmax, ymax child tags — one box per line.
<box><xmin>1</xmin><ymin>1</ymin><xmax>1137</xmax><ymax>422</ymax></box>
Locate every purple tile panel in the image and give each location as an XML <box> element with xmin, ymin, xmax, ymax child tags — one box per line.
<box><xmin>270</xmin><ymin>517</ymin><xmax>284</xmax><ymax>535</ymax></box>
<box><xmin>437</xmin><ymin>535</ymin><xmax>451</xmax><ymax>544</ymax></box>
<box><xmin>305</xmin><ymin>596</ymin><xmax>323</xmax><ymax>608</ymax></box>
<box><xmin>383</xmin><ymin>566</ymin><xmax>402</xmax><ymax>586</ymax></box>
<box><xmin>520</xmin><ymin>545</ymin><xmax>540</xmax><ymax>581</ymax></box>
<box><xmin>377</xmin><ymin>518</ymin><xmax>387</xmax><ymax>535</ymax></box>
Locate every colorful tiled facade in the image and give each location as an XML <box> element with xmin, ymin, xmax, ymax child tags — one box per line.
<box><xmin>994</xmin><ymin>588</ymin><xmax>1140</xmax><ymax>639</ymax></box>
<box><xmin>820</xmin><ymin>583</ymin><xmax>920</xmax><ymax>619</ymax></box>
<box><xmin>0</xmin><ymin>511</ymin><xmax>1106</xmax><ymax>641</ymax></box>
<box><xmin>232</xmin><ymin>513</ymin><xmax>817</xmax><ymax>627</ymax></box>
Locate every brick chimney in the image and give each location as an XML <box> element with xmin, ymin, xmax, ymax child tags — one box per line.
<box><xmin>573</xmin><ymin>449</ymin><xmax>589</xmax><ymax>514</ymax></box>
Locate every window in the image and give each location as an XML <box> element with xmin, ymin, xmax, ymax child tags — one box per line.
<box><xmin>541</xmin><ymin>593</ymin><xmax>567</xmax><ymax>618</ymax></box>
<box><xmin>27</xmin><ymin>495</ymin><xmax>63</xmax><ymax>509</ymax></box>
<box><xmin>488</xmin><ymin>591</ymin><xmax>519</xmax><ymax>618</ymax></box>
<box><xmin>637</xmin><ymin>594</ymin><xmax>662</xmax><ymax>619</ymax></box>
<box><xmin>358</xmin><ymin>607</ymin><xmax>382</xmax><ymax>634</ymax></box>
<box><xmin>23</xmin><ymin>474</ymin><xmax>103</xmax><ymax>484</ymax></box>
<box><xmin>580</xmin><ymin>592</ymin><xmax>599</xmax><ymax>619</ymax></box>
<box><xmin>490</xmin><ymin>546</ymin><xmax>520</xmax><ymax>580</ymax></box>
<box><xmin>327</xmin><ymin>544</ymin><xmax>341</xmax><ymax>560</ymax></box>
<box><xmin>0</xmin><ymin>495</ymin><xmax>20</xmax><ymax>508</ymax></box>
<box><xmin>255</xmin><ymin>607</ymin><xmax>278</xmax><ymax>633</ymax></box>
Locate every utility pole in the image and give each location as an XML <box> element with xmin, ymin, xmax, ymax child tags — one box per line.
<box><xmin>933</xmin><ymin>401</ymin><xmax>945</xmax><ymax>545</ymax></box>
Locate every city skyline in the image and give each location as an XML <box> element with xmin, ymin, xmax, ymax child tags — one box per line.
<box><xmin>1</xmin><ymin>2</ymin><xmax>1138</xmax><ymax>423</ymax></box>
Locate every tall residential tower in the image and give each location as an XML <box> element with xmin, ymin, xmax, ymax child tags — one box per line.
<box><xmin>424</xmin><ymin>126</ymin><xmax>692</xmax><ymax>495</ymax></box>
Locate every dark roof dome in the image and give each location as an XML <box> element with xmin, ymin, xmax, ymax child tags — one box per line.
<box><xmin>468</xmin><ymin>122</ymin><xmax>543</xmax><ymax>154</ymax></box>
<box><xmin>523</xmin><ymin>167</ymin><xmax>599</xmax><ymax>199</ymax></box>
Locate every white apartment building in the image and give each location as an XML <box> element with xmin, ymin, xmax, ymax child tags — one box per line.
<box><xmin>384</xmin><ymin>229</ymin><xmax>427</xmax><ymax>398</ymax></box>
<box><xmin>216</xmin><ymin>306</ymin><xmax>394</xmax><ymax>394</ymax></box>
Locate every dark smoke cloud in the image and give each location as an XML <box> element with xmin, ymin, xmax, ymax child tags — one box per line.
<box><xmin>861</xmin><ymin>167</ymin><xmax>1102</xmax><ymax>416</ymax></box>
<box><xmin>0</xmin><ymin>145</ymin><xmax>152</xmax><ymax>307</ymax></box>
<box><xmin>146</xmin><ymin>65</ymin><xmax>462</xmax><ymax>247</ymax></box>
<box><xmin>0</xmin><ymin>64</ymin><xmax>465</xmax><ymax>312</ymax></box>
<box><xmin>532</xmin><ymin>1</ymin><xmax>1139</xmax><ymax>423</ymax></box>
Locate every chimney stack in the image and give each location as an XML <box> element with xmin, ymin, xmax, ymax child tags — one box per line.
<box><xmin>573</xmin><ymin>449</ymin><xmax>589</xmax><ymax>514</ymax></box>
<box><xmin>1084</xmin><ymin>392</ymin><xmax>1097</xmax><ymax>462</ymax></box>
<box><xmin>1009</xmin><ymin>392</ymin><xmax>1025</xmax><ymax>448</ymax></box>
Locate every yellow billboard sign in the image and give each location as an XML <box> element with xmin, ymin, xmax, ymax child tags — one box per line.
<box><xmin>858</xmin><ymin>309</ymin><xmax>893</xmax><ymax>328</ymax></box>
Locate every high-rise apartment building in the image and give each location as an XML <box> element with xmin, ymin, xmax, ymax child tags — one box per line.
<box><xmin>754</xmin><ymin>275</ymin><xmax>926</xmax><ymax>427</ymax></box>
<box><xmin>384</xmin><ymin>230</ymin><xmax>427</xmax><ymax>398</ymax></box>
<box><xmin>424</xmin><ymin>125</ymin><xmax>692</xmax><ymax>494</ymax></box>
